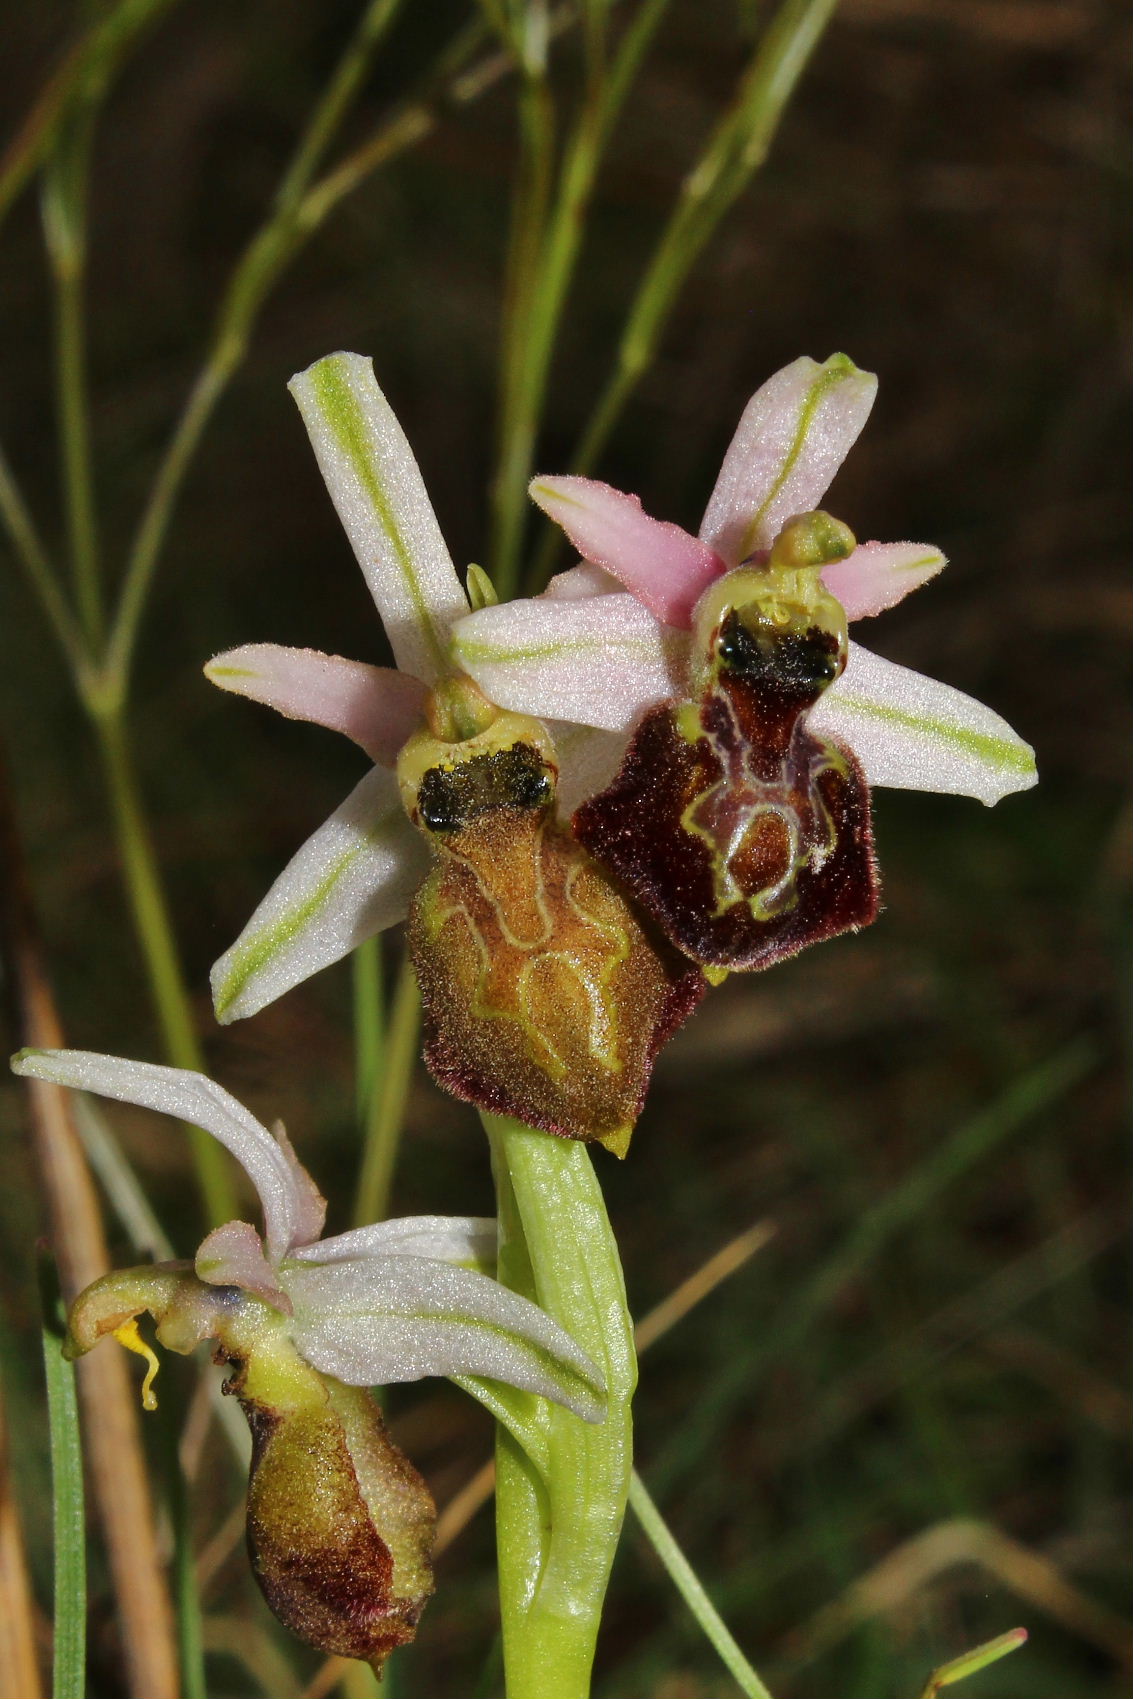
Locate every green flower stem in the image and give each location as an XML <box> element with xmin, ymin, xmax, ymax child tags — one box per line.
<box><xmin>352</xmin><ymin>955</ymin><xmax>421</xmax><ymax>1227</ymax></box>
<box><xmin>628</xmin><ymin>1471</ymin><xmax>774</xmax><ymax>1699</ymax></box>
<box><xmin>92</xmin><ymin>711</ymin><xmax>237</xmax><ymax>1226</ymax></box>
<box><xmin>531</xmin><ymin>0</ymin><xmax>842</xmax><ymax>588</ymax></box>
<box><xmin>486</xmin><ymin>1115</ymin><xmax>636</xmax><ymax>1699</ymax></box>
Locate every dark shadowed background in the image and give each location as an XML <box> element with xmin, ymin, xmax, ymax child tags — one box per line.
<box><xmin>0</xmin><ymin>3</ymin><xmax>1129</xmax><ymax>1696</ymax></box>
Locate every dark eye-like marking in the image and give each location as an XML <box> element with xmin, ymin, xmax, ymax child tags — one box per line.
<box><xmin>716</xmin><ymin>609</ymin><xmax>841</xmax><ymax>693</ymax></box>
<box><xmin>418</xmin><ymin>743</ymin><xmax>552</xmax><ymax>833</ymax></box>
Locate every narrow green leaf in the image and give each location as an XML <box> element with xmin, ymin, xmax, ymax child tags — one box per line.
<box><xmin>40</xmin><ymin>1259</ymin><xmax>86</xmax><ymax>1699</ymax></box>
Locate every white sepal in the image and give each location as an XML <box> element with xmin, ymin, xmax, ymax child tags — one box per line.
<box><xmin>811</xmin><ymin>641</ymin><xmax>1038</xmax><ymax>805</ymax></box>
<box><xmin>288</xmin><ymin>353</ymin><xmax>469</xmax><ymax>684</ymax></box>
<box><xmin>211</xmin><ymin>765</ymin><xmax>429</xmax><ymax>1024</ymax></box>
<box><xmin>283</xmin><ymin>1255</ymin><xmax>606</xmax><ymax>1422</ymax></box>
<box><xmin>700</xmin><ymin>354</ymin><xmax>878</xmax><ymax>565</ymax></box>
<box><xmin>294</xmin><ymin>1215</ymin><xmax>497</xmax><ymax>1269</ymax></box>
<box><xmin>452</xmin><ymin>592</ymin><xmax>685</xmax><ymax>731</ymax></box>
<box><xmin>10</xmin><ymin>1050</ymin><xmax>302</xmax><ymax>1262</ymax></box>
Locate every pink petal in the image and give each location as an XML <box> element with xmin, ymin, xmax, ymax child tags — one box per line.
<box><xmin>204</xmin><ymin>644</ymin><xmax>426</xmax><ymax>766</ymax></box>
<box><xmin>195</xmin><ymin>1220</ymin><xmax>292</xmax><ymax>1314</ymax></box>
<box><xmin>271</xmin><ymin>1119</ymin><xmax>327</xmax><ymax>1248</ymax></box>
<box><xmin>530</xmin><ymin>476</ymin><xmax>724</xmax><ymax>627</ymax></box>
<box><xmin>822</xmin><ymin>541</ymin><xmax>946</xmax><ymax>620</ymax></box>
<box><xmin>700</xmin><ymin>354</ymin><xmax>878</xmax><ymax>565</ymax></box>
<box><xmin>544</xmin><ymin>562</ymin><xmax>623</xmax><ymax>599</ymax></box>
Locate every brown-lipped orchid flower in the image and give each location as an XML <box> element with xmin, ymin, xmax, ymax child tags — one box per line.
<box><xmin>449</xmin><ymin>355</ymin><xmax>1037</xmax><ymax>974</ymax></box>
<box><xmin>204</xmin><ymin>353</ymin><xmax>703</xmax><ymax>1151</ymax></box>
<box><xmin>12</xmin><ymin>1047</ymin><xmax>605</xmax><ymax>1670</ymax></box>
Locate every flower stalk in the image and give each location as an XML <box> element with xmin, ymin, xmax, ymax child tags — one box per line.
<box><xmin>487</xmin><ymin>1114</ymin><xmax>636</xmax><ymax>1698</ymax></box>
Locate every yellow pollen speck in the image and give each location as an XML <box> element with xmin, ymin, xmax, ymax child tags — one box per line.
<box><xmin>112</xmin><ymin>1318</ymin><xmax>160</xmax><ymax>1411</ymax></box>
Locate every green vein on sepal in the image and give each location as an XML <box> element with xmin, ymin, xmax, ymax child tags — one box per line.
<box><xmin>833</xmin><ymin>690</ymin><xmax>1037</xmax><ymax>777</ymax></box>
<box><xmin>309</xmin><ymin>356</ymin><xmax>450</xmax><ymax>678</ymax></box>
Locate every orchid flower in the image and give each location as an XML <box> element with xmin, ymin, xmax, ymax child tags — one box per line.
<box><xmin>449</xmin><ymin>353</ymin><xmax>1038</xmax><ymax>811</ymax></box>
<box><xmin>12</xmin><ymin>1046</ymin><xmax>605</xmax><ymax>1667</ymax></box>
<box><xmin>205</xmin><ymin>355</ymin><xmax>704</xmax><ymax>1152</ymax></box>
<box><xmin>206</xmin><ymin>355</ymin><xmax>616</xmax><ymax>1028</ymax></box>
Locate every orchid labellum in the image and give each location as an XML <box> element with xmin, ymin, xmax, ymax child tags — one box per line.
<box><xmin>451</xmin><ymin>354</ymin><xmax>1037</xmax><ymax>975</ymax></box>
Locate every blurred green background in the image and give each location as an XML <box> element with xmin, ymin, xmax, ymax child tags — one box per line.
<box><xmin>0</xmin><ymin>2</ymin><xmax>1128</xmax><ymax>1696</ymax></box>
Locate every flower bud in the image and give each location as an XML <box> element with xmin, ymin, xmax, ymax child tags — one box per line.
<box><xmin>398</xmin><ymin>705</ymin><xmax>704</xmax><ymax>1154</ymax></box>
<box><xmin>574</xmin><ymin>513</ymin><xmax>878</xmax><ymax>973</ymax></box>
<box><xmin>65</xmin><ymin>1265</ymin><xmax>435</xmax><ymax>1673</ymax></box>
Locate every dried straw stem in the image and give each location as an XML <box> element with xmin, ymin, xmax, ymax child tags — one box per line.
<box><xmin>0</xmin><ymin>743</ymin><xmax>179</xmax><ymax>1699</ymax></box>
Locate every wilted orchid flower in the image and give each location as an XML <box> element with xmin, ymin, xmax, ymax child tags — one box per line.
<box><xmin>12</xmin><ymin>1047</ymin><xmax>604</xmax><ymax>1669</ymax></box>
<box><xmin>205</xmin><ymin>354</ymin><xmax>703</xmax><ymax>1154</ymax></box>
<box><xmin>450</xmin><ymin>355</ymin><xmax>1037</xmax><ymax>972</ymax></box>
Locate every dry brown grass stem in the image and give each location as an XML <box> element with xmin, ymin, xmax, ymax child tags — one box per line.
<box><xmin>0</xmin><ymin>1371</ymin><xmax>44</xmax><ymax>1699</ymax></box>
<box><xmin>783</xmin><ymin>1517</ymin><xmax>1133</xmax><ymax>1671</ymax></box>
<box><xmin>0</xmin><ymin>746</ymin><xmax>179</xmax><ymax>1699</ymax></box>
<box><xmin>301</xmin><ymin>1215</ymin><xmax>776</xmax><ymax>1699</ymax></box>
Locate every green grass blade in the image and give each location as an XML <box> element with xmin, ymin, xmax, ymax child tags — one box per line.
<box><xmin>630</xmin><ymin>1470</ymin><xmax>775</xmax><ymax>1699</ymax></box>
<box><xmin>40</xmin><ymin>1263</ymin><xmax>86</xmax><ymax>1699</ymax></box>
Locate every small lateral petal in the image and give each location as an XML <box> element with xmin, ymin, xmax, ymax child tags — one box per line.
<box><xmin>289</xmin><ymin>353</ymin><xmax>469</xmax><ymax>683</ymax></box>
<box><xmin>205</xmin><ymin>645</ymin><xmax>426</xmax><ymax>766</ymax></box>
<box><xmin>451</xmin><ymin>592</ymin><xmax>686</xmax><ymax>731</ymax></box>
<box><xmin>531</xmin><ymin>476</ymin><xmax>723</xmax><ymax>626</ymax></box>
<box><xmin>293</xmin><ymin>1216</ymin><xmax>496</xmax><ymax>1268</ymax></box>
<box><xmin>196</xmin><ymin>1220</ymin><xmax>292</xmax><ymax>1313</ymax></box>
<box><xmin>821</xmin><ymin>541</ymin><xmax>946</xmax><ymax>620</ymax></box>
<box><xmin>700</xmin><ymin>354</ymin><xmax>878</xmax><ymax>565</ymax></box>
<box><xmin>271</xmin><ymin>1120</ymin><xmax>327</xmax><ymax>1248</ymax></box>
<box><xmin>284</xmin><ymin>1256</ymin><xmax>606</xmax><ymax>1422</ymax></box>
<box><xmin>810</xmin><ymin>641</ymin><xmax>1038</xmax><ymax>805</ymax></box>
<box><xmin>211</xmin><ymin>766</ymin><xmax>430</xmax><ymax>1025</ymax></box>
<box><xmin>544</xmin><ymin>561</ymin><xmax>622</xmax><ymax>600</ymax></box>
<box><xmin>10</xmin><ymin>1049</ymin><xmax>303</xmax><ymax>1262</ymax></box>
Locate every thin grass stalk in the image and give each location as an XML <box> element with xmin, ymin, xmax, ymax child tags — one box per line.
<box><xmin>0</xmin><ymin>0</ymin><xmax>182</xmax><ymax>232</ymax></box>
<box><xmin>0</xmin><ymin>744</ymin><xmax>178</xmax><ymax>1699</ymax></box>
<box><xmin>92</xmin><ymin>711</ymin><xmax>236</xmax><ymax>1225</ymax></box>
<box><xmin>41</xmin><ymin>114</ymin><xmax>103</xmax><ymax>648</ymax></box>
<box><xmin>353</xmin><ymin>934</ymin><xmax>385</xmax><ymax>1122</ymax></box>
<box><xmin>628</xmin><ymin>1471</ymin><xmax>774</xmax><ymax>1699</ymax></box>
<box><xmin>352</xmin><ymin>955</ymin><xmax>421</xmax><ymax>1226</ymax></box>
<box><xmin>490</xmin><ymin>52</ymin><xmax>557</xmax><ymax>595</ymax></box>
<box><xmin>649</xmin><ymin>1041</ymin><xmax>1095</xmax><ymax>1495</ymax></box>
<box><xmin>531</xmin><ymin>0</ymin><xmax>842</xmax><ymax>587</ymax></box>
<box><xmin>0</xmin><ymin>1368</ymin><xmax>44</xmax><ymax>1699</ymax></box>
<box><xmin>488</xmin><ymin>0</ymin><xmax>674</xmax><ymax>599</ymax></box>
<box><xmin>0</xmin><ymin>438</ymin><xmax>87</xmax><ymax>677</ymax></box>
<box><xmin>104</xmin><ymin>0</ymin><xmax>415</xmax><ymax>693</ymax></box>
<box><xmin>41</xmin><ymin>1273</ymin><xmax>85</xmax><ymax>1699</ymax></box>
